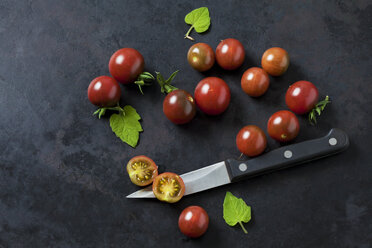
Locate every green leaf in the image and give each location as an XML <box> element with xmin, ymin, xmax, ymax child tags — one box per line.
<box><xmin>184</xmin><ymin>7</ymin><xmax>210</xmax><ymax>40</ymax></box>
<box><xmin>308</xmin><ymin>96</ymin><xmax>331</xmax><ymax>125</ymax></box>
<box><xmin>109</xmin><ymin>105</ymin><xmax>143</xmax><ymax>148</ymax></box>
<box><xmin>223</xmin><ymin>192</ymin><xmax>251</xmax><ymax>234</ymax></box>
<box><xmin>165</xmin><ymin>70</ymin><xmax>179</xmax><ymax>84</ymax></box>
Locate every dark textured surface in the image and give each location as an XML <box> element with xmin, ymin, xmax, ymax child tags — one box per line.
<box><xmin>0</xmin><ymin>0</ymin><xmax>371</xmax><ymax>247</ymax></box>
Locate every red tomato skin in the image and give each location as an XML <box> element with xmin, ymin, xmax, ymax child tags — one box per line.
<box><xmin>215</xmin><ymin>38</ymin><xmax>245</xmax><ymax>70</ymax></box>
<box><xmin>241</xmin><ymin>67</ymin><xmax>270</xmax><ymax>97</ymax></box>
<box><xmin>194</xmin><ymin>77</ymin><xmax>231</xmax><ymax>115</ymax></box>
<box><xmin>187</xmin><ymin>43</ymin><xmax>215</xmax><ymax>72</ymax></box>
<box><xmin>109</xmin><ymin>48</ymin><xmax>144</xmax><ymax>84</ymax></box>
<box><xmin>87</xmin><ymin>76</ymin><xmax>121</xmax><ymax>107</ymax></box>
<box><xmin>267</xmin><ymin>110</ymin><xmax>300</xmax><ymax>142</ymax></box>
<box><xmin>178</xmin><ymin>206</ymin><xmax>209</xmax><ymax>238</ymax></box>
<box><xmin>261</xmin><ymin>47</ymin><xmax>289</xmax><ymax>76</ymax></box>
<box><xmin>163</xmin><ymin>90</ymin><xmax>196</xmax><ymax>124</ymax></box>
<box><xmin>236</xmin><ymin>125</ymin><xmax>267</xmax><ymax>157</ymax></box>
<box><xmin>285</xmin><ymin>80</ymin><xmax>319</xmax><ymax>114</ymax></box>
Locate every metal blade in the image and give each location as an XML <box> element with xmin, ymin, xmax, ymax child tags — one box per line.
<box><xmin>126</xmin><ymin>161</ymin><xmax>230</xmax><ymax>198</ymax></box>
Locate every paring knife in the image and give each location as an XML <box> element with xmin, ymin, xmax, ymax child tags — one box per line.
<box><xmin>127</xmin><ymin>128</ymin><xmax>349</xmax><ymax>198</ymax></box>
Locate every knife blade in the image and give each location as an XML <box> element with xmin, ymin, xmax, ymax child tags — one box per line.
<box><xmin>126</xmin><ymin>128</ymin><xmax>349</xmax><ymax>198</ymax></box>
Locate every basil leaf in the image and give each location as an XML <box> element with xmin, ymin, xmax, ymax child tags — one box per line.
<box><xmin>223</xmin><ymin>192</ymin><xmax>251</xmax><ymax>234</ymax></box>
<box><xmin>184</xmin><ymin>7</ymin><xmax>211</xmax><ymax>40</ymax></box>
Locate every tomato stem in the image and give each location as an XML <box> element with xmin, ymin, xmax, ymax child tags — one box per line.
<box><xmin>184</xmin><ymin>25</ymin><xmax>195</xmax><ymax>41</ymax></box>
<box><xmin>239</xmin><ymin>221</ymin><xmax>248</xmax><ymax>234</ymax></box>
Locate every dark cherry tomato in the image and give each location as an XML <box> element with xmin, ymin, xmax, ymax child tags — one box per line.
<box><xmin>215</xmin><ymin>38</ymin><xmax>245</xmax><ymax>70</ymax></box>
<box><xmin>126</xmin><ymin>155</ymin><xmax>158</xmax><ymax>186</ymax></box>
<box><xmin>236</xmin><ymin>125</ymin><xmax>267</xmax><ymax>157</ymax></box>
<box><xmin>285</xmin><ymin>80</ymin><xmax>319</xmax><ymax>115</ymax></box>
<box><xmin>241</xmin><ymin>67</ymin><xmax>270</xmax><ymax>97</ymax></box>
<box><xmin>109</xmin><ymin>48</ymin><xmax>144</xmax><ymax>84</ymax></box>
<box><xmin>187</xmin><ymin>43</ymin><xmax>215</xmax><ymax>72</ymax></box>
<box><xmin>178</xmin><ymin>206</ymin><xmax>209</xmax><ymax>238</ymax></box>
<box><xmin>194</xmin><ymin>77</ymin><xmax>231</xmax><ymax>115</ymax></box>
<box><xmin>87</xmin><ymin>76</ymin><xmax>121</xmax><ymax>107</ymax></box>
<box><xmin>267</xmin><ymin>110</ymin><xmax>299</xmax><ymax>142</ymax></box>
<box><xmin>261</xmin><ymin>47</ymin><xmax>289</xmax><ymax>76</ymax></box>
<box><xmin>163</xmin><ymin>90</ymin><xmax>196</xmax><ymax>124</ymax></box>
<box><xmin>152</xmin><ymin>172</ymin><xmax>185</xmax><ymax>203</ymax></box>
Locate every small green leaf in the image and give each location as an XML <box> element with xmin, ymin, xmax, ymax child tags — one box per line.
<box><xmin>109</xmin><ymin>105</ymin><xmax>143</xmax><ymax>148</ymax></box>
<box><xmin>184</xmin><ymin>7</ymin><xmax>211</xmax><ymax>40</ymax></box>
<box><xmin>315</xmin><ymin>108</ymin><xmax>321</xmax><ymax>115</ymax></box>
<box><xmin>165</xmin><ymin>70</ymin><xmax>179</xmax><ymax>84</ymax></box>
<box><xmin>308</xmin><ymin>96</ymin><xmax>331</xmax><ymax>125</ymax></box>
<box><xmin>223</xmin><ymin>192</ymin><xmax>251</xmax><ymax>234</ymax></box>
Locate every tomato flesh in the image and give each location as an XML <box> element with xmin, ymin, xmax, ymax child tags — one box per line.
<box><xmin>236</xmin><ymin>125</ymin><xmax>267</xmax><ymax>157</ymax></box>
<box><xmin>267</xmin><ymin>110</ymin><xmax>300</xmax><ymax>142</ymax></box>
<box><xmin>153</xmin><ymin>172</ymin><xmax>185</xmax><ymax>203</ymax></box>
<box><xmin>216</xmin><ymin>38</ymin><xmax>245</xmax><ymax>70</ymax></box>
<box><xmin>179</xmin><ymin>206</ymin><xmax>209</xmax><ymax>238</ymax></box>
<box><xmin>187</xmin><ymin>43</ymin><xmax>215</xmax><ymax>72</ymax></box>
<box><xmin>286</xmin><ymin>80</ymin><xmax>319</xmax><ymax>114</ymax></box>
<box><xmin>194</xmin><ymin>77</ymin><xmax>231</xmax><ymax>115</ymax></box>
<box><xmin>109</xmin><ymin>48</ymin><xmax>144</xmax><ymax>84</ymax></box>
<box><xmin>126</xmin><ymin>156</ymin><xmax>158</xmax><ymax>186</ymax></box>
<box><xmin>163</xmin><ymin>89</ymin><xmax>196</xmax><ymax>124</ymax></box>
<box><xmin>87</xmin><ymin>76</ymin><xmax>121</xmax><ymax>107</ymax></box>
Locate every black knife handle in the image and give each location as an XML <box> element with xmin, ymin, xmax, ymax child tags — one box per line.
<box><xmin>225</xmin><ymin>128</ymin><xmax>349</xmax><ymax>183</ymax></box>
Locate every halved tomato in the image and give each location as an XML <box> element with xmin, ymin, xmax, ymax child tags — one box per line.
<box><xmin>152</xmin><ymin>172</ymin><xmax>185</xmax><ymax>203</ymax></box>
<box><xmin>126</xmin><ymin>156</ymin><xmax>158</xmax><ymax>186</ymax></box>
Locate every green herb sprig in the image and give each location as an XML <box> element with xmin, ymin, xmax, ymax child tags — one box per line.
<box><xmin>309</xmin><ymin>95</ymin><xmax>331</xmax><ymax>125</ymax></box>
<box><xmin>156</xmin><ymin>70</ymin><xmax>179</xmax><ymax>94</ymax></box>
<box><xmin>134</xmin><ymin>72</ymin><xmax>155</xmax><ymax>95</ymax></box>
<box><xmin>184</xmin><ymin>7</ymin><xmax>211</xmax><ymax>41</ymax></box>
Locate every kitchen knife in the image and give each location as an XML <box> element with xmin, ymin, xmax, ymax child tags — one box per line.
<box><xmin>126</xmin><ymin>128</ymin><xmax>349</xmax><ymax>198</ymax></box>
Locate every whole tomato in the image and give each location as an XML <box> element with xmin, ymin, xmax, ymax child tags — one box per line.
<box><xmin>261</xmin><ymin>47</ymin><xmax>289</xmax><ymax>76</ymax></box>
<box><xmin>215</xmin><ymin>38</ymin><xmax>245</xmax><ymax>70</ymax></box>
<box><xmin>178</xmin><ymin>206</ymin><xmax>209</xmax><ymax>238</ymax></box>
<box><xmin>267</xmin><ymin>110</ymin><xmax>299</xmax><ymax>142</ymax></box>
<box><xmin>236</xmin><ymin>125</ymin><xmax>267</xmax><ymax>157</ymax></box>
<box><xmin>241</xmin><ymin>67</ymin><xmax>270</xmax><ymax>97</ymax></box>
<box><xmin>286</xmin><ymin>80</ymin><xmax>319</xmax><ymax>114</ymax></box>
<box><xmin>163</xmin><ymin>90</ymin><xmax>196</xmax><ymax>124</ymax></box>
<box><xmin>194</xmin><ymin>77</ymin><xmax>231</xmax><ymax>115</ymax></box>
<box><xmin>187</xmin><ymin>43</ymin><xmax>215</xmax><ymax>72</ymax></box>
<box><xmin>109</xmin><ymin>48</ymin><xmax>144</xmax><ymax>84</ymax></box>
<box><xmin>87</xmin><ymin>76</ymin><xmax>121</xmax><ymax>107</ymax></box>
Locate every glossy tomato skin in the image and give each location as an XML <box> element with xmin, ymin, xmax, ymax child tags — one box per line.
<box><xmin>241</xmin><ymin>67</ymin><xmax>270</xmax><ymax>97</ymax></box>
<box><xmin>285</xmin><ymin>80</ymin><xmax>319</xmax><ymax>114</ymax></box>
<box><xmin>87</xmin><ymin>76</ymin><xmax>121</xmax><ymax>107</ymax></box>
<box><xmin>163</xmin><ymin>90</ymin><xmax>196</xmax><ymax>124</ymax></box>
<box><xmin>194</xmin><ymin>77</ymin><xmax>231</xmax><ymax>115</ymax></box>
<box><xmin>126</xmin><ymin>155</ymin><xmax>158</xmax><ymax>186</ymax></box>
<box><xmin>187</xmin><ymin>43</ymin><xmax>215</xmax><ymax>72</ymax></box>
<box><xmin>215</xmin><ymin>38</ymin><xmax>245</xmax><ymax>70</ymax></box>
<box><xmin>109</xmin><ymin>48</ymin><xmax>144</xmax><ymax>84</ymax></box>
<box><xmin>267</xmin><ymin>110</ymin><xmax>300</xmax><ymax>142</ymax></box>
<box><xmin>236</xmin><ymin>125</ymin><xmax>267</xmax><ymax>157</ymax></box>
<box><xmin>152</xmin><ymin>172</ymin><xmax>185</xmax><ymax>203</ymax></box>
<box><xmin>179</xmin><ymin>206</ymin><xmax>209</xmax><ymax>238</ymax></box>
<box><xmin>261</xmin><ymin>47</ymin><xmax>289</xmax><ymax>76</ymax></box>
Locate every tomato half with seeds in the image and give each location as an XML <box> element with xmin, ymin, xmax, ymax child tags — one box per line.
<box><xmin>267</xmin><ymin>110</ymin><xmax>300</xmax><ymax>142</ymax></box>
<box><xmin>126</xmin><ymin>156</ymin><xmax>158</xmax><ymax>186</ymax></box>
<box><xmin>152</xmin><ymin>172</ymin><xmax>185</xmax><ymax>203</ymax></box>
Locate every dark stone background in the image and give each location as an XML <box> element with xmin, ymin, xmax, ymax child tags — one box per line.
<box><xmin>0</xmin><ymin>0</ymin><xmax>371</xmax><ymax>247</ymax></box>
